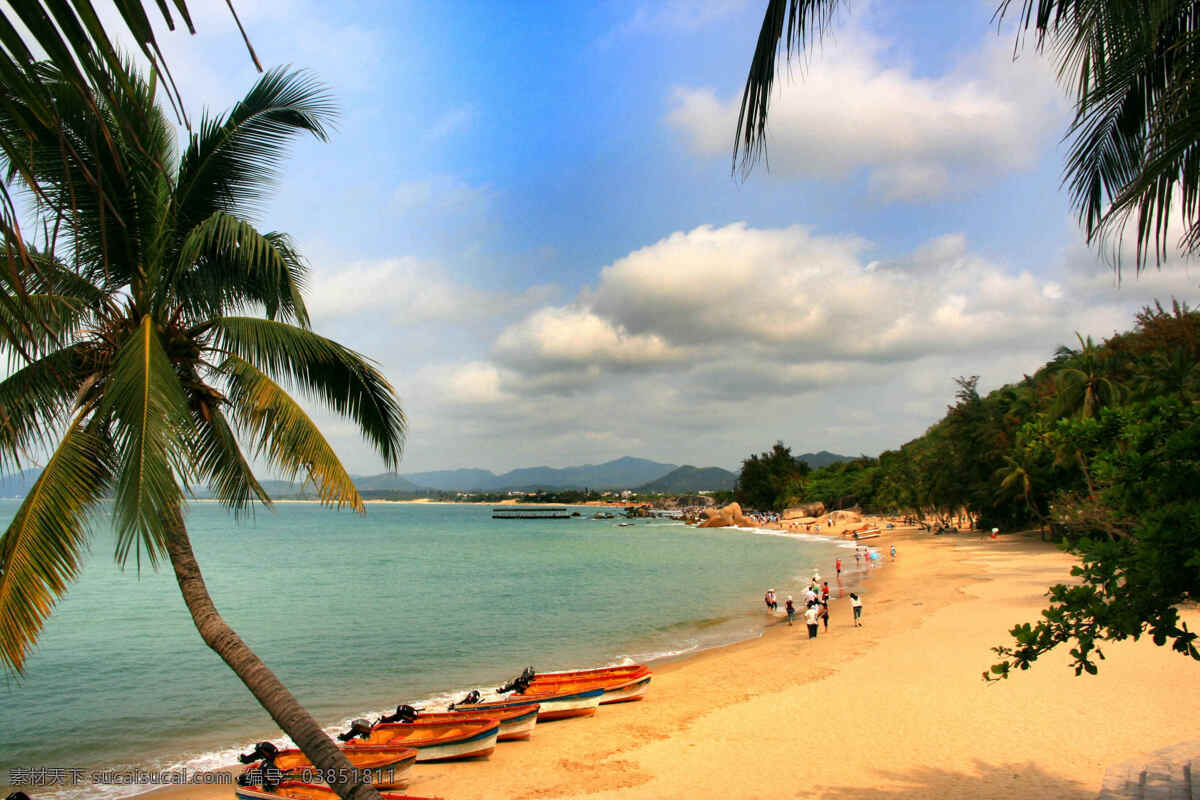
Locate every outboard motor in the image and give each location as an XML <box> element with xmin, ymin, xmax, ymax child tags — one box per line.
<box><xmin>337</xmin><ymin>718</ymin><xmax>375</xmax><ymax>743</ymax></box>
<box><xmin>236</xmin><ymin>742</ymin><xmax>282</xmax><ymax>790</ymax></box>
<box><xmin>450</xmin><ymin>689</ymin><xmax>482</xmax><ymax>709</ymax></box>
<box><xmin>379</xmin><ymin>704</ymin><xmax>419</xmax><ymax>724</ymax></box>
<box><xmin>237</xmin><ymin>741</ymin><xmax>280</xmax><ymax>765</ymax></box>
<box><xmin>497</xmin><ymin>666</ymin><xmax>536</xmax><ymax>694</ymax></box>
<box><xmin>8</xmin><ymin>793</ymin><xmax>34</xmax><ymax>800</ymax></box>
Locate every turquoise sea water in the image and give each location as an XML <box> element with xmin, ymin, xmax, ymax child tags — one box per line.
<box><xmin>0</xmin><ymin>501</ymin><xmax>865</xmax><ymax>799</ymax></box>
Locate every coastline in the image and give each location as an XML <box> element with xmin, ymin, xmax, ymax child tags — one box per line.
<box><xmin>135</xmin><ymin>527</ymin><xmax>1200</xmax><ymax>799</ymax></box>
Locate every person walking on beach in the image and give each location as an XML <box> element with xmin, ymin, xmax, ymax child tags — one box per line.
<box><xmin>821</xmin><ymin>581</ymin><xmax>830</xmax><ymax>605</ymax></box>
<box><xmin>764</xmin><ymin>588</ymin><xmax>777</xmax><ymax>611</ymax></box>
<box><xmin>785</xmin><ymin>596</ymin><xmax>795</xmax><ymax>625</ymax></box>
<box><xmin>890</xmin><ymin>544</ymin><xmax>897</xmax><ymax>560</ymax></box>
<box><xmin>803</xmin><ymin>601</ymin><xmax>820</xmax><ymax>639</ymax></box>
<box><xmin>854</xmin><ymin>549</ymin><xmax>861</xmax><ymax>567</ymax></box>
<box><xmin>835</xmin><ymin>557</ymin><xmax>842</xmax><ymax>577</ymax></box>
<box><xmin>819</xmin><ymin>598</ymin><xmax>830</xmax><ymax>631</ymax></box>
<box><xmin>850</xmin><ymin>593</ymin><xmax>863</xmax><ymax>626</ymax></box>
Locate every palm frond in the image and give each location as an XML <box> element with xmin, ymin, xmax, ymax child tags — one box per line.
<box><xmin>221</xmin><ymin>355</ymin><xmax>364</xmax><ymax>510</ymax></box>
<box><xmin>168</xmin><ymin>212</ymin><xmax>309</xmax><ymax>326</ymax></box>
<box><xmin>0</xmin><ymin>344</ymin><xmax>86</xmax><ymax>472</ymax></box>
<box><xmin>173</xmin><ymin>68</ymin><xmax>334</xmax><ymax>231</ymax></box>
<box><xmin>0</xmin><ymin>417</ymin><xmax>113</xmax><ymax>675</ymax></box>
<box><xmin>97</xmin><ymin>315</ymin><xmax>193</xmax><ymax>569</ymax></box>
<box><xmin>209</xmin><ymin>317</ymin><xmax>404</xmax><ymax>468</ymax></box>
<box><xmin>191</xmin><ymin>404</ymin><xmax>271</xmax><ymax>514</ymax></box>
<box><xmin>734</xmin><ymin>0</ymin><xmax>847</xmax><ymax>176</ymax></box>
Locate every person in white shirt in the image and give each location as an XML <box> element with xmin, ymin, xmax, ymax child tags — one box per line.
<box><xmin>803</xmin><ymin>602</ymin><xmax>820</xmax><ymax>638</ymax></box>
<box><xmin>850</xmin><ymin>592</ymin><xmax>863</xmax><ymax>626</ymax></box>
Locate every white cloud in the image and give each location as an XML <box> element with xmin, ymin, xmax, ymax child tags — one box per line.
<box><xmin>666</xmin><ymin>27</ymin><xmax>1067</xmax><ymax>201</ymax></box>
<box><xmin>493</xmin><ymin>306</ymin><xmax>686</xmax><ymax>371</ymax></box>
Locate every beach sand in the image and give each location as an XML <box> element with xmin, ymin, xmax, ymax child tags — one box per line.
<box><xmin>146</xmin><ymin>529</ymin><xmax>1200</xmax><ymax>799</ymax></box>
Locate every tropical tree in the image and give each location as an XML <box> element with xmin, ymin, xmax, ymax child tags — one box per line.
<box><xmin>1</xmin><ymin>3</ymin><xmax>258</xmax><ymax>336</ymax></box>
<box><xmin>735</xmin><ymin>0</ymin><xmax>1200</xmax><ymax>273</ymax></box>
<box><xmin>1051</xmin><ymin>333</ymin><xmax>1125</xmax><ymax>419</ymax></box>
<box><xmin>0</xmin><ymin>62</ymin><xmax>401</xmax><ymax>800</ymax></box>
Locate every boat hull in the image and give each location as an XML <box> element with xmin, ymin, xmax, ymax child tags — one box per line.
<box><xmin>234</xmin><ymin>780</ymin><xmax>438</xmax><ymax>800</ymax></box>
<box><xmin>458</xmin><ymin>687</ymin><xmax>603</xmax><ymax>721</ymax></box>
<box><xmin>418</xmin><ymin>704</ymin><xmax>539</xmax><ymax>741</ymax></box>
<box><xmin>527</xmin><ymin>672</ymin><xmax>652</xmax><ymax>705</ymax></box>
<box><xmin>243</xmin><ymin>746</ymin><xmax>417</xmax><ymax>790</ymax></box>
<box><xmin>348</xmin><ymin>719</ymin><xmax>500</xmax><ymax>762</ymax></box>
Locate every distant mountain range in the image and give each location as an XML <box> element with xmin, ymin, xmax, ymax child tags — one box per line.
<box><xmin>636</xmin><ymin>465</ymin><xmax>737</xmax><ymax>493</ymax></box>
<box><xmin>399</xmin><ymin>457</ymin><xmax>677</xmax><ymax>492</ymax></box>
<box><xmin>0</xmin><ymin>452</ymin><xmax>856</xmax><ymax>499</ymax></box>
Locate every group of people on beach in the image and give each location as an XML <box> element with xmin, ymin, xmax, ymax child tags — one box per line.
<box><xmin>765</xmin><ymin>561</ymin><xmax>865</xmax><ymax>638</ymax></box>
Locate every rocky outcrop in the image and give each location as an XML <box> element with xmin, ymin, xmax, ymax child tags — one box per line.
<box><xmin>698</xmin><ymin>501</ymin><xmax>756</xmax><ymax>529</ymax></box>
<box><xmin>783</xmin><ymin>502</ymin><xmax>826</xmax><ymax>520</ymax></box>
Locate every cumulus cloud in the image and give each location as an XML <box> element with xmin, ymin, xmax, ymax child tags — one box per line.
<box><xmin>666</xmin><ymin>27</ymin><xmax>1067</xmax><ymax>201</ymax></box>
<box><xmin>415</xmin><ymin>221</ymin><xmax>1196</xmax><ymax>469</ymax></box>
<box><xmin>493</xmin><ymin>306</ymin><xmax>686</xmax><ymax>371</ymax></box>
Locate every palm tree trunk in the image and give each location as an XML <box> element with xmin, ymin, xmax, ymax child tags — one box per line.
<box><xmin>162</xmin><ymin>506</ymin><xmax>382</xmax><ymax>800</ymax></box>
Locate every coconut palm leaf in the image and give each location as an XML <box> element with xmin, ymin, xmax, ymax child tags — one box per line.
<box><xmin>738</xmin><ymin>0</ymin><xmax>1200</xmax><ymax>273</ymax></box>
<box><xmin>733</xmin><ymin>0</ymin><xmax>848</xmax><ymax>176</ymax></box>
<box><xmin>98</xmin><ymin>316</ymin><xmax>194</xmax><ymax>569</ymax></box>
<box><xmin>210</xmin><ymin>317</ymin><xmax>405</xmax><ymax>468</ymax></box>
<box><xmin>174</xmin><ymin>67</ymin><xmax>334</xmax><ymax>232</ymax></box>
<box><xmin>190</xmin><ymin>404</ymin><xmax>271</xmax><ymax>514</ymax></box>
<box><xmin>0</xmin><ymin>345</ymin><xmax>85</xmax><ymax>471</ymax></box>
<box><xmin>221</xmin><ymin>355</ymin><xmax>364</xmax><ymax>510</ymax></box>
<box><xmin>170</xmin><ymin>212</ymin><xmax>309</xmax><ymax>325</ymax></box>
<box><xmin>0</xmin><ymin>418</ymin><xmax>114</xmax><ymax>674</ymax></box>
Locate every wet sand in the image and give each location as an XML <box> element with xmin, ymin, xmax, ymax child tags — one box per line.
<box><xmin>145</xmin><ymin>529</ymin><xmax>1200</xmax><ymax>799</ymax></box>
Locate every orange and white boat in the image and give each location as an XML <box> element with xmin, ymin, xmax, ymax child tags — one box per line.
<box><xmin>454</xmin><ymin>687</ymin><xmax>603</xmax><ymax>721</ymax></box>
<box><xmin>413</xmin><ymin>704</ymin><xmax>539</xmax><ymax>741</ymax></box>
<box><xmin>530</xmin><ymin>664</ymin><xmax>650</xmax><ymax>683</ymax></box>
<box><xmin>240</xmin><ymin>746</ymin><xmax>416</xmax><ymax>790</ymax></box>
<box><xmin>234</xmin><ymin>780</ymin><xmax>439</xmax><ymax>800</ymax></box>
<box><xmin>345</xmin><ymin>718</ymin><xmax>500</xmax><ymax>762</ymax></box>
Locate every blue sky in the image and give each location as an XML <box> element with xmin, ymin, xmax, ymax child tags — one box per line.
<box><xmin>131</xmin><ymin>0</ymin><xmax>1199</xmax><ymax>475</ymax></box>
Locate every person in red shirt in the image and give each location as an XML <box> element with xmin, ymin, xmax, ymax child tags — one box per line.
<box><xmin>835</xmin><ymin>557</ymin><xmax>842</xmax><ymax>577</ymax></box>
<box><xmin>821</xmin><ymin>581</ymin><xmax>830</xmax><ymax>604</ymax></box>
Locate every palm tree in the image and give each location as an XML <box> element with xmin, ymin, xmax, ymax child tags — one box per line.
<box><xmin>1</xmin><ymin>3</ymin><xmax>258</xmax><ymax>319</ymax></box>
<box><xmin>734</xmin><ymin>0</ymin><xmax>1200</xmax><ymax>274</ymax></box>
<box><xmin>0</xmin><ymin>63</ymin><xmax>402</xmax><ymax>800</ymax></box>
<box><xmin>1051</xmin><ymin>333</ymin><xmax>1124</xmax><ymax>418</ymax></box>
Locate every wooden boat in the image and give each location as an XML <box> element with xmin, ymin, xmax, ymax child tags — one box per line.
<box><xmin>414</xmin><ymin>704</ymin><xmax>539</xmax><ymax>741</ymax></box>
<box><xmin>241</xmin><ymin>746</ymin><xmax>416</xmax><ymax>790</ymax></box>
<box><xmin>525</xmin><ymin>665</ymin><xmax>653</xmax><ymax>704</ymax></box>
<box><xmin>528</xmin><ymin>664</ymin><xmax>650</xmax><ymax>684</ymax></box>
<box><xmin>455</xmin><ymin>687</ymin><xmax>604</xmax><ymax>721</ymax></box>
<box><xmin>528</xmin><ymin>673</ymin><xmax>651</xmax><ymax>705</ymax></box>
<box><xmin>345</xmin><ymin>718</ymin><xmax>500</xmax><ymax>762</ymax></box>
<box><xmin>234</xmin><ymin>780</ymin><xmax>439</xmax><ymax>800</ymax></box>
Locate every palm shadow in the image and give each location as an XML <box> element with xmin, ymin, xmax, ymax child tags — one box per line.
<box><xmin>810</xmin><ymin>759</ymin><xmax>1093</xmax><ymax>799</ymax></box>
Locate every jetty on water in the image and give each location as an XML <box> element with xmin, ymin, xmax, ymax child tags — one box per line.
<box><xmin>492</xmin><ymin>507</ymin><xmax>572</xmax><ymax>520</ymax></box>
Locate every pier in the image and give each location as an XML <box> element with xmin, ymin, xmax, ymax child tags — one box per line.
<box><xmin>492</xmin><ymin>507</ymin><xmax>572</xmax><ymax>519</ymax></box>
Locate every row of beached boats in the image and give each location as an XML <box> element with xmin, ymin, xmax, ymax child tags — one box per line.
<box><xmin>233</xmin><ymin>663</ymin><xmax>652</xmax><ymax>800</ymax></box>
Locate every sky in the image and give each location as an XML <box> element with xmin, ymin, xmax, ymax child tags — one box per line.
<box><xmin>115</xmin><ymin>0</ymin><xmax>1200</xmax><ymax>475</ymax></box>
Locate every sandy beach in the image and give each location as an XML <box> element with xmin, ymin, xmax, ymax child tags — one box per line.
<box><xmin>145</xmin><ymin>529</ymin><xmax>1200</xmax><ymax>800</ymax></box>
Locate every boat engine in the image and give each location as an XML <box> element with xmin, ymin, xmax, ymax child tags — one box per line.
<box><xmin>379</xmin><ymin>704</ymin><xmax>419</xmax><ymax>724</ymax></box>
<box><xmin>450</xmin><ymin>689</ymin><xmax>482</xmax><ymax>709</ymax></box>
<box><xmin>8</xmin><ymin>793</ymin><xmax>33</xmax><ymax>800</ymax></box>
<box><xmin>336</xmin><ymin>718</ymin><xmax>375</xmax><ymax>742</ymax></box>
<box><xmin>496</xmin><ymin>666</ymin><xmax>536</xmax><ymax>693</ymax></box>
<box><xmin>237</xmin><ymin>741</ymin><xmax>279</xmax><ymax>764</ymax></box>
